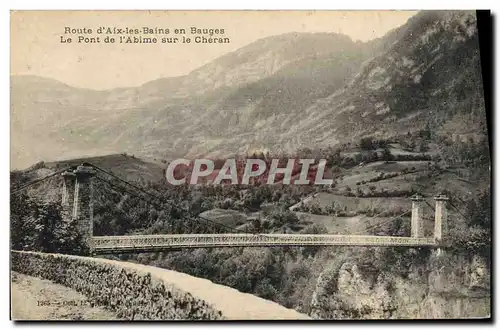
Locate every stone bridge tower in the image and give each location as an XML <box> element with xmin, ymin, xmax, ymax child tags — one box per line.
<box><xmin>61</xmin><ymin>165</ymin><xmax>96</xmax><ymax>253</ymax></box>
<box><xmin>410</xmin><ymin>193</ymin><xmax>449</xmax><ymax>244</ymax></box>
<box><xmin>433</xmin><ymin>194</ymin><xmax>449</xmax><ymax>242</ymax></box>
<box><xmin>410</xmin><ymin>194</ymin><xmax>424</xmax><ymax>238</ymax></box>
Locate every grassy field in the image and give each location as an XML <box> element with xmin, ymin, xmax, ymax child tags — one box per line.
<box><xmin>340</xmin><ymin>146</ymin><xmax>433</xmax><ymax>159</ymax></box>
<box><xmin>295</xmin><ymin>212</ymin><xmax>397</xmax><ymax>234</ymax></box>
<box><xmin>334</xmin><ymin>160</ymin><xmax>433</xmax><ymax>193</ymax></box>
<box><xmin>199</xmin><ymin>208</ymin><xmax>251</xmax><ymax>228</ymax></box>
<box><xmin>306</xmin><ymin>192</ymin><xmax>412</xmax><ymax>214</ymax></box>
<box><xmin>359</xmin><ymin>160</ymin><xmax>431</xmax><ymax>172</ymax></box>
<box><xmin>295</xmin><ymin>211</ymin><xmax>437</xmax><ymax>237</ymax></box>
<box><xmin>368</xmin><ymin>176</ymin><xmax>415</xmax><ymax>193</ymax></box>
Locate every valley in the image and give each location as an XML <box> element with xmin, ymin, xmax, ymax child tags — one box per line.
<box><xmin>9</xmin><ymin>10</ymin><xmax>491</xmax><ymax>320</ymax></box>
<box><xmin>10</xmin><ymin>128</ymin><xmax>491</xmax><ymax>318</ymax></box>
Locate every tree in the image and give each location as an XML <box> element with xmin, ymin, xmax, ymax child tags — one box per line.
<box><xmin>327</xmin><ymin>150</ymin><xmax>342</xmax><ymax>166</ymax></box>
<box><xmin>359</xmin><ymin>137</ymin><xmax>374</xmax><ymax>151</ymax></box>
<box><xmin>269</xmin><ymin>209</ymin><xmax>299</xmax><ymax>229</ymax></box>
<box><xmin>301</xmin><ymin>223</ymin><xmax>328</xmax><ymax>234</ymax></box>
<box><xmin>446</xmin><ymin>188</ymin><xmax>491</xmax><ymax>262</ymax></box>
<box><xmin>419</xmin><ymin>140</ymin><xmax>430</xmax><ymax>153</ymax></box>
<box><xmin>368</xmin><ymin>186</ymin><xmax>376</xmax><ymax>194</ymax></box>
<box><xmin>420</xmin><ymin>122</ymin><xmax>432</xmax><ymax>140</ymax></box>
<box><xmin>255</xmin><ymin>278</ymin><xmax>279</xmax><ymax>300</ymax></box>
<box><xmin>407</xmin><ymin>140</ymin><xmax>416</xmax><ymax>151</ymax></box>
<box><xmin>466</xmin><ymin>188</ymin><xmax>491</xmax><ymax>230</ymax></box>
<box><xmin>309</xmin><ymin>202</ymin><xmax>323</xmax><ymax>215</ymax></box>
<box><xmin>10</xmin><ymin>193</ymin><xmax>86</xmax><ymax>254</ymax></box>
<box><xmin>247</xmin><ymin>218</ymin><xmax>262</xmax><ymax>233</ymax></box>
<box><xmin>382</xmin><ymin>147</ymin><xmax>394</xmax><ymax>161</ymax></box>
<box><xmin>11</xmin><ymin>193</ymin><xmax>37</xmax><ymax>250</ymax></box>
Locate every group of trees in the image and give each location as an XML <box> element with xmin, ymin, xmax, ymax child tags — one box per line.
<box><xmin>447</xmin><ymin>187</ymin><xmax>491</xmax><ymax>261</ymax></box>
<box><xmin>359</xmin><ymin>137</ymin><xmax>389</xmax><ymax>151</ymax></box>
<box><xmin>438</xmin><ymin>135</ymin><xmax>490</xmax><ymax>172</ymax></box>
<box><xmin>10</xmin><ymin>193</ymin><xmax>87</xmax><ymax>255</ymax></box>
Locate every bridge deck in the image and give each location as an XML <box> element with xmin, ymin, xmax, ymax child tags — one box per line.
<box><xmin>91</xmin><ymin>234</ymin><xmax>437</xmax><ymax>254</ymax></box>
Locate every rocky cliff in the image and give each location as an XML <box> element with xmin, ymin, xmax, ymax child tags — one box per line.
<box><xmin>310</xmin><ymin>250</ymin><xmax>490</xmax><ymax>319</ymax></box>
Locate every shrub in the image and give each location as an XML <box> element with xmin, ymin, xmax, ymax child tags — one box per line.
<box><xmin>381</xmin><ymin>147</ymin><xmax>394</xmax><ymax>161</ymax></box>
<box><xmin>359</xmin><ymin>137</ymin><xmax>375</xmax><ymax>151</ymax></box>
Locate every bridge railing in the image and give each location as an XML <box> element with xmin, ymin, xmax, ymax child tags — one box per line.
<box><xmin>91</xmin><ymin>234</ymin><xmax>437</xmax><ymax>252</ymax></box>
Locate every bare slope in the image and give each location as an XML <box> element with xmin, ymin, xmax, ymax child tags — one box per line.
<box><xmin>45</xmin><ymin>153</ymin><xmax>165</xmax><ymax>183</ymax></box>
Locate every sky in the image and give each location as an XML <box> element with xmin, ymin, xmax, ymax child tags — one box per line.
<box><xmin>11</xmin><ymin>10</ymin><xmax>418</xmax><ymax>90</ymax></box>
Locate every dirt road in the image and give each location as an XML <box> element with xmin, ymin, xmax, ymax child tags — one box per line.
<box><xmin>10</xmin><ymin>272</ymin><xmax>118</xmax><ymax>320</ymax></box>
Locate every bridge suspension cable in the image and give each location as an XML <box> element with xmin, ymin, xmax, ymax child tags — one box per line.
<box><xmin>424</xmin><ymin>200</ymin><xmax>435</xmax><ymax>212</ymax></box>
<box><xmin>94</xmin><ymin>174</ymin><xmax>166</xmax><ymax>228</ymax></box>
<box><xmin>354</xmin><ymin>207</ymin><xmax>395</xmax><ymax>228</ymax></box>
<box><xmin>353</xmin><ymin>209</ymin><xmax>412</xmax><ymax>235</ymax></box>
<box><xmin>448</xmin><ymin>200</ymin><xmax>470</xmax><ymax>222</ymax></box>
<box><xmin>10</xmin><ymin>167</ymin><xmax>71</xmax><ymax>195</ymax></box>
<box><xmin>88</xmin><ymin>163</ymin><xmax>252</xmax><ymax>234</ymax></box>
<box><xmin>95</xmin><ymin>174</ymin><xmax>234</xmax><ymax>233</ymax></box>
<box><xmin>441</xmin><ymin>168</ymin><xmax>474</xmax><ymax>184</ymax></box>
<box><xmin>351</xmin><ymin>163</ymin><xmax>442</xmax><ymax>232</ymax></box>
<box><xmin>11</xmin><ymin>162</ymin><xmax>449</xmax><ymax>239</ymax></box>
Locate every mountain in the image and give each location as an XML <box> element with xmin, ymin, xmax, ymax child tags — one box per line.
<box><xmin>292</xmin><ymin>10</ymin><xmax>486</xmax><ymax>144</ymax></box>
<box><xmin>11</xmin><ymin>32</ymin><xmax>370</xmax><ymax>168</ymax></box>
<box><xmin>246</xmin><ymin>11</ymin><xmax>483</xmax><ymax>147</ymax></box>
<box><xmin>11</xmin><ymin>11</ymin><xmax>487</xmax><ymax>169</ymax></box>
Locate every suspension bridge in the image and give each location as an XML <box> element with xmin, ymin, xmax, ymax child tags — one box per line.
<box><xmin>11</xmin><ymin>163</ymin><xmax>453</xmax><ymax>255</ymax></box>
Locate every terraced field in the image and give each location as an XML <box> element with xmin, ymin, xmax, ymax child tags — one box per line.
<box><xmin>295</xmin><ymin>212</ymin><xmax>394</xmax><ymax>234</ymax></box>
<box><xmin>305</xmin><ymin>193</ymin><xmax>412</xmax><ymax>214</ymax></box>
<box><xmin>335</xmin><ymin>160</ymin><xmax>433</xmax><ymax>192</ymax></box>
